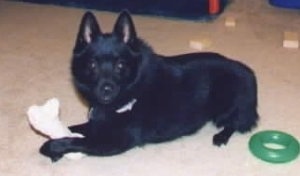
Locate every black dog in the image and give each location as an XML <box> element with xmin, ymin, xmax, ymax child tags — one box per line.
<box><xmin>40</xmin><ymin>11</ymin><xmax>258</xmax><ymax>161</ymax></box>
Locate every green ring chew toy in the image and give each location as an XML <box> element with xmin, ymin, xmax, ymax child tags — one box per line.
<box><xmin>249</xmin><ymin>130</ymin><xmax>300</xmax><ymax>163</ymax></box>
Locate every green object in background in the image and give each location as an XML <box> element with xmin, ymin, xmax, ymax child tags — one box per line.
<box><xmin>249</xmin><ymin>130</ymin><xmax>300</xmax><ymax>163</ymax></box>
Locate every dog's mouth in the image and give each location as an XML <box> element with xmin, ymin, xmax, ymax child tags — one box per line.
<box><xmin>100</xmin><ymin>95</ymin><xmax>116</xmax><ymax>104</ymax></box>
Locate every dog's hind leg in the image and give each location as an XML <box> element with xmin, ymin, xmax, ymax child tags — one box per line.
<box><xmin>213</xmin><ymin>103</ymin><xmax>258</xmax><ymax>146</ymax></box>
<box><xmin>212</xmin><ymin>101</ymin><xmax>258</xmax><ymax>146</ymax></box>
<box><xmin>212</xmin><ymin>94</ymin><xmax>258</xmax><ymax>146</ymax></box>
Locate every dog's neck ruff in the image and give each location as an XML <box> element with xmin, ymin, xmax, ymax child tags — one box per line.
<box><xmin>116</xmin><ymin>98</ymin><xmax>137</xmax><ymax>113</ymax></box>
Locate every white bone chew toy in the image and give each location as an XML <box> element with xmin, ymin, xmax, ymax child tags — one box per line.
<box><xmin>27</xmin><ymin>98</ymin><xmax>86</xmax><ymax>160</ymax></box>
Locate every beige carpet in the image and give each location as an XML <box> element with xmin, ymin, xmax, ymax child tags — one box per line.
<box><xmin>0</xmin><ymin>1</ymin><xmax>299</xmax><ymax>175</ymax></box>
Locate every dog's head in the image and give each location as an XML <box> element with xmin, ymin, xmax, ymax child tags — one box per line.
<box><xmin>71</xmin><ymin>11</ymin><xmax>142</xmax><ymax>105</ymax></box>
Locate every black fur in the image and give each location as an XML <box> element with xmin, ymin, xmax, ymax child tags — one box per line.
<box><xmin>40</xmin><ymin>11</ymin><xmax>259</xmax><ymax>162</ymax></box>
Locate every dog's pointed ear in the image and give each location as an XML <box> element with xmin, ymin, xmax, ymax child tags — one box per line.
<box><xmin>113</xmin><ymin>10</ymin><xmax>137</xmax><ymax>44</ymax></box>
<box><xmin>74</xmin><ymin>12</ymin><xmax>101</xmax><ymax>53</ymax></box>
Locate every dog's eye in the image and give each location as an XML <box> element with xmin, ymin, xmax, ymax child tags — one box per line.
<box><xmin>117</xmin><ymin>62</ymin><xmax>124</xmax><ymax>70</ymax></box>
<box><xmin>115</xmin><ymin>60</ymin><xmax>126</xmax><ymax>73</ymax></box>
<box><xmin>88</xmin><ymin>60</ymin><xmax>97</xmax><ymax>69</ymax></box>
<box><xmin>83</xmin><ymin>59</ymin><xmax>98</xmax><ymax>82</ymax></box>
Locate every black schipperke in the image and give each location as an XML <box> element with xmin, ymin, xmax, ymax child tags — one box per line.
<box><xmin>40</xmin><ymin>11</ymin><xmax>258</xmax><ymax>162</ymax></box>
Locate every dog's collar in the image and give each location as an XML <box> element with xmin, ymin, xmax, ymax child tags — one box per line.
<box><xmin>88</xmin><ymin>98</ymin><xmax>137</xmax><ymax>119</ymax></box>
<box><xmin>116</xmin><ymin>98</ymin><xmax>137</xmax><ymax>113</ymax></box>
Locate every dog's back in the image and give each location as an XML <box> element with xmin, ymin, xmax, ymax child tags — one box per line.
<box><xmin>132</xmin><ymin>52</ymin><xmax>258</xmax><ymax>145</ymax></box>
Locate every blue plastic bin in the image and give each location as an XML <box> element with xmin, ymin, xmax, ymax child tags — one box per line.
<box><xmin>269</xmin><ymin>0</ymin><xmax>300</xmax><ymax>9</ymax></box>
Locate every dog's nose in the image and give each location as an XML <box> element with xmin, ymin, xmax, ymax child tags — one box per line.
<box><xmin>97</xmin><ymin>82</ymin><xmax>119</xmax><ymax>104</ymax></box>
<box><xmin>102</xmin><ymin>84</ymin><xmax>114</xmax><ymax>95</ymax></box>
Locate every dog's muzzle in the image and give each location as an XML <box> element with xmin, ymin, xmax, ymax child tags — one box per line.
<box><xmin>96</xmin><ymin>81</ymin><xmax>120</xmax><ymax>104</ymax></box>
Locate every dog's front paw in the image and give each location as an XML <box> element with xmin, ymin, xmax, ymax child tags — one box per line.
<box><xmin>40</xmin><ymin>138</ymin><xmax>73</xmax><ymax>162</ymax></box>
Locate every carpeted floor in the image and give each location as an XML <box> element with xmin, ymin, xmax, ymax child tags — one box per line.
<box><xmin>0</xmin><ymin>1</ymin><xmax>299</xmax><ymax>175</ymax></box>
